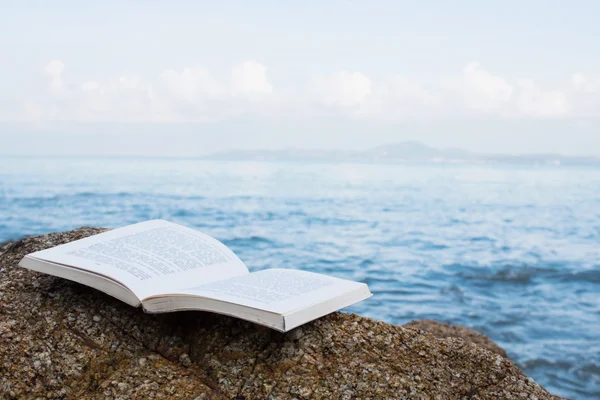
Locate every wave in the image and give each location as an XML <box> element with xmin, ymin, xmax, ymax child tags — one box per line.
<box><xmin>305</xmin><ymin>216</ymin><xmax>369</xmax><ymax>226</ymax></box>
<box><xmin>7</xmin><ymin>192</ymin><xmax>209</xmax><ymax>203</ymax></box>
<box><xmin>469</xmin><ymin>236</ymin><xmax>495</xmax><ymax>243</ymax></box>
<box><xmin>172</xmin><ymin>209</ymin><xmax>197</xmax><ymax>217</ymax></box>
<box><xmin>446</xmin><ymin>262</ymin><xmax>600</xmax><ymax>285</ymax></box>
<box><xmin>558</xmin><ymin>269</ymin><xmax>600</xmax><ymax>284</ymax></box>
<box><xmin>520</xmin><ymin>359</ymin><xmax>600</xmax><ymax>398</ymax></box>
<box><xmin>222</xmin><ymin>236</ymin><xmax>279</xmax><ymax>249</ymax></box>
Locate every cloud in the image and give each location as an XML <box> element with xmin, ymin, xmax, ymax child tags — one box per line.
<box><xmin>515</xmin><ymin>79</ymin><xmax>569</xmax><ymax>117</ymax></box>
<box><xmin>314</xmin><ymin>70</ymin><xmax>372</xmax><ymax>107</ymax></box>
<box><xmin>569</xmin><ymin>73</ymin><xmax>600</xmax><ymax>117</ymax></box>
<box><xmin>572</xmin><ymin>73</ymin><xmax>600</xmax><ymax>93</ymax></box>
<box><xmin>44</xmin><ymin>60</ymin><xmax>65</xmax><ymax>92</ymax></box>
<box><xmin>365</xmin><ymin>76</ymin><xmax>442</xmax><ymax>120</ymax></box>
<box><xmin>21</xmin><ymin>60</ymin><xmax>277</xmax><ymax>122</ymax></box>
<box><xmin>462</xmin><ymin>61</ymin><xmax>513</xmax><ymax>112</ymax></box>
<box><xmin>13</xmin><ymin>59</ymin><xmax>600</xmax><ymax>123</ymax></box>
<box><xmin>81</xmin><ymin>81</ymin><xmax>100</xmax><ymax>91</ymax></box>
<box><xmin>159</xmin><ymin>67</ymin><xmax>222</xmax><ymax>102</ymax></box>
<box><xmin>44</xmin><ymin>60</ymin><xmax>64</xmax><ymax>77</ymax></box>
<box><xmin>152</xmin><ymin>62</ymin><xmax>275</xmax><ymax>119</ymax></box>
<box><xmin>231</xmin><ymin>61</ymin><xmax>273</xmax><ymax>98</ymax></box>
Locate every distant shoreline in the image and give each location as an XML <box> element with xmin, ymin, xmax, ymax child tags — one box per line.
<box><xmin>3</xmin><ymin>141</ymin><xmax>600</xmax><ymax>164</ymax></box>
<box><xmin>2</xmin><ymin>155</ymin><xmax>600</xmax><ymax>167</ymax></box>
<box><xmin>204</xmin><ymin>141</ymin><xmax>600</xmax><ymax>166</ymax></box>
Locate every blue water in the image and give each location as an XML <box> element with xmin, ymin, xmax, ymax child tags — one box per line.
<box><xmin>1</xmin><ymin>157</ymin><xmax>599</xmax><ymax>399</ymax></box>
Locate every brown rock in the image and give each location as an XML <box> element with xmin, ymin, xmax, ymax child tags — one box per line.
<box><xmin>0</xmin><ymin>241</ymin><xmax>12</xmax><ymax>256</ymax></box>
<box><xmin>403</xmin><ymin>319</ymin><xmax>508</xmax><ymax>358</ymax></box>
<box><xmin>0</xmin><ymin>227</ymin><xmax>564</xmax><ymax>399</ymax></box>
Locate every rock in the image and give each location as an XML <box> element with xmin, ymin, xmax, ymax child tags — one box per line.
<box><xmin>0</xmin><ymin>240</ymin><xmax>12</xmax><ymax>256</ymax></box>
<box><xmin>403</xmin><ymin>319</ymin><xmax>508</xmax><ymax>358</ymax></box>
<box><xmin>0</xmin><ymin>227</ymin><xmax>565</xmax><ymax>399</ymax></box>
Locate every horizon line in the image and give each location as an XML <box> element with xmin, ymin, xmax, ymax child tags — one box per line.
<box><xmin>3</xmin><ymin>140</ymin><xmax>600</xmax><ymax>159</ymax></box>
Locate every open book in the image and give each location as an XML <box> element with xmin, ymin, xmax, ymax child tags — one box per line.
<box><xmin>18</xmin><ymin>220</ymin><xmax>372</xmax><ymax>332</ymax></box>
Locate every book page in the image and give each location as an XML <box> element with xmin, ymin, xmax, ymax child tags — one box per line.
<box><xmin>28</xmin><ymin>220</ymin><xmax>249</xmax><ymax>299</ymax></box>
<box><xmin>177</xmin><ymin>268</ymin><xmax>367</xmax><ymax>314</ymax></box>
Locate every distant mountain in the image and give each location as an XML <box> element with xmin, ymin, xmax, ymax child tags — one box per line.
<box><xmin>364</xmin><ymin>141</ymin><xmax>477</xmax><ymax>161</ymax></box>
<box><xmin>205</xmin><ymin>142</ymin><xmax>600</xmax><ymax>165</ymax></box>
<box><xmin>204</xmin><ymin>148</ymin><xmax>357</xmax><ymax>162</ymax></box>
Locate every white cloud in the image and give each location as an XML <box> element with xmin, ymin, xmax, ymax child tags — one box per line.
<box><xmin>44</xmin><ymin>60</ymin><xmax>65</xmax><ymax>92</ymax></box>
<box><xmin>315</xmin><ymin>70</ymin><xmax>372</xmax><ymax>107</ymax></box>
<box><xmin>366</xmin><ymin>76</ymin><xmax>442</xmax><ymax>120</ymax></box>
<box><xmin>572</xmin><ymin>73</ymin><xmax>600</xmax><ymax>93</ymax></box>
<box><xmin>44</xmin><ymin>60</ymin><xmax>64</xmax><ymax>77</ymax></box>
<box><xmin>231</xmin><ymin>61</ymin><xmax>273</xmax><ymax>97</ymax></box>
<box><xmin>81</xmin><ymin>81</ymin><xmax>100</xmax><ymax>91</ymax></box>
<box><xmin>515</xmin><ymin>79</ymin><xmax>569</xmax><ymax>117</ymax></box>
<box><xmin>14</xmin><ymin>59</ymin><xmax>600</xmax><ymax>123</ymax></box>
<box><xmin>115</xmin><ymin>74</ymin><xmax>142</xmax><ymax>90</ymax></box>
<box><xmin>159</xmin><ymin>67</ymin><xmax>222</xmax><ymax>101</ymax></box>
<box><xmin>462</xmin><ymin>61</ymin><xmax>513</xmax><ymax>112</ymax></box>
<box><xmin>21</xmin><ymin>100</ymin><xmax>53</xmax><ymax>121</ymax></box>
<box><xmin>569</xmin><ymin>73</ymin><xmax>600</xmax><ymax>116</ymax></box>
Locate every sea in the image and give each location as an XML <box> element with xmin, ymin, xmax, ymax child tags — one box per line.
<box><xmin>1</xmin><ymin>156</ymin><xmax>599</xmax><ymax>399</ymax></box>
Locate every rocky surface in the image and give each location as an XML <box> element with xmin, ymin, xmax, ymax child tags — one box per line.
<box><xmin>403</xmin><ymin>319</ymin><xmax>508</xmax><ymax>358</ymax></box>
<box><xmin>0</xmin><ymin>228</ymin><xmax>564</xmax><ymax>399</ymax></box>
<box><xmin>0</xmin><ymin>241</ymin><xmax>12</xmax><ymax>255</ymax></box>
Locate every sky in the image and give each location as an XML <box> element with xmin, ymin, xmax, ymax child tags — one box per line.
<box><xmin>2</xmin><ymin>0</ymin><xmax>600</xmax><ymax>156</ymax></box>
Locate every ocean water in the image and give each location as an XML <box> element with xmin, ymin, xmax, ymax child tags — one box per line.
<box><xmin>1</xmin><ymin>157</ymin><xmax>599</xmax><ymax>399</ymax></box>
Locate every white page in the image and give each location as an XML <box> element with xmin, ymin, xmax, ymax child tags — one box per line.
<box><xmin>179</xmin><ymin>268</ymin><xmax>368</xmax><ymax>315</ymax></box>
<box><xmin>28</xmin><ymin>220</ymin><xmax>248</xmax><ymax>299</ymax></box>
